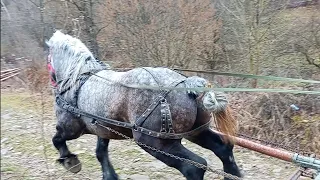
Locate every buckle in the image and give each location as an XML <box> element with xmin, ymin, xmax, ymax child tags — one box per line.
<box><xmin>91</xmin><ymin>119</ymin><xmax>97</xmax><ymax>125</ymax></box>
<box><xmin>133</xmin><ymin>124</ymin><xmax>139</xmax><ymax>131</ymax></box>
<box><xmin>62</xmin><ymin>104</ymin><xmax>67</xmax><ymax>110</ymax></box>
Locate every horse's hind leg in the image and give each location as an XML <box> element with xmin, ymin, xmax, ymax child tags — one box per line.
<box><xmin>52</xmin><ymin>111</ymin><xmax>84</xmax><ymax>173</ymax></box>
<box><xmin>96</xmin><ymin>137</ymin><xmax>118</xmax><ymax>180</ymax></box>
<box><xmin>135</xmin><ymin>135</ymin><xmax>207</xmax><ymax>180</ymax></box>
<box><xmin>187</xmin><ymin>129</ymin><xmax>242</xmax><ymax>180</ymax></box>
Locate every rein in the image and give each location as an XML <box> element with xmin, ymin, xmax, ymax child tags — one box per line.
<box><xmin>47</xmin><ymin>61</ymin><xmax>58</xmax><ymax>87</ymax></box>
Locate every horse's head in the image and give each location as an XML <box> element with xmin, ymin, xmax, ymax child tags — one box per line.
<box><xmin>45</xmin><ymin>30</ymin><xmax>108</xmax><ymax>91</ymax></box>
<box><xmin>47</xmin><ymin>49</ymin><xmax>57</xmax><ymax>87</ymax></box>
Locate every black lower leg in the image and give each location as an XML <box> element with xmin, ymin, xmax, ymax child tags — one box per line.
<box><xmin>96</xmin><ymin>137</ymin><xmax>118</xmax><ymax>180</ymax></box>
<box><xmin>52</xmin><ymin>126</ymin><xmax>74</xmax><ymax>161</ymax></box>
<box><xmin>136</xmin><ymin>135</ymin><xmax>206</xmax><ymax>180</ymax></box>
<box><xmin>187</xmin><ymin>129</ymin><xmax>242</xmax><ymax>179</ymax></box>
<box><xmin>52</xmin><ymin>125</ymin><xmax>82</xmax><ymax>173</ymax></box>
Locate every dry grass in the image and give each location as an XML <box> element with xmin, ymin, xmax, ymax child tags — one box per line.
<box><xmin>229</xmin><ymin>91</ymin><xmax>320</xmax><ymax>155</ymax></box>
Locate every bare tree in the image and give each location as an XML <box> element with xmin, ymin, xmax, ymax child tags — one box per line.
<box><xmin>214</xmin><ymin>0</ymin><xmax>315</xmax><ymax>87</ymax></box>
<box><xmin>65</xmin><ymin>0</ymin><xmax>106</xmax><ymax>58</ymax></box>
<box><xmin>99</xmin><ymin>0</ymin><xmax>222</xmax><ymax>68</ymax></box>
<box><xmin>1</xmin><ymin>0</ymin><xmax>67</xmax><ymax>59</ymax></box>
<box><xmin>293</xmin><ymin>14</ymin><xmax>320</xmax><ymax>69</ymax></box>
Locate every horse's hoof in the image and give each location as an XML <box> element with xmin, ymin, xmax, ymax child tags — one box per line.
<box><xmin>61</xmin><ymin>155</ymin><xmax>82</xmax><ymax>173</ymax></box>
<box><xmin>224</xmin><ymin>168</ymin><xmax>244</xmax><ymax>180</ymax></box>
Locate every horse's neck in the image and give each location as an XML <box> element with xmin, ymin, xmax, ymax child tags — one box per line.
<box><xmin>57</xmin><ymin>59</ymin><xmax>109</xmax><ymax>91</ymax></box>
<box><xmin>80</xmin><ymin>59</ymin><xmax>108</xmax><ymax>73</ymax></box>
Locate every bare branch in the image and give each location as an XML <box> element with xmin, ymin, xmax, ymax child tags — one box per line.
<box><xmin>26</xmin><ymin>0</ymin><xmax>39</xmax><ymax>8</ymax></box>
<box><xmin>1</xmin><ymin>0</ymin><xmax>11</xmax><ymax>19</ymax></box>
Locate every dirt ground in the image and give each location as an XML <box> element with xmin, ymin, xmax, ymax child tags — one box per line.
<box><xmin>0</xmin><ymin>90</ymin><xmax>311</xmax><ymax>180</ymax></box>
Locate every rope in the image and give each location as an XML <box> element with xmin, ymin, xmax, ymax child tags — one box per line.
<box><xmin>173</xmin><ymin>68</ymin><xmax>320</xmax><ymax>84</ymax></box>
<box><xmin>112</xmin><ymin>67</ymin><xmax>320</xmax><ymax>84</ymax></box>
<box><xmin>90</xmin><ymin>73</ymin><xmax>320</xmax><ymax>95</ymax></box>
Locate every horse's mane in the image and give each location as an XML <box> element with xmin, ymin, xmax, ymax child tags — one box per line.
<box><xmin>46</xmin><ymin>30</ymin><xmax>108</xmax><ymax>90</ymax></box>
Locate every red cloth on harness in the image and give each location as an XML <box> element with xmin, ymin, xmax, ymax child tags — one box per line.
<box><xmin>47</xmin><ymin>63</ymin><xmax>57</xmax><ymax>87</ymax></box>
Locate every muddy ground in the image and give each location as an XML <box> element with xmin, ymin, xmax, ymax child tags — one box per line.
<box><xmin>0</xmin><ymin>90</ymin><xmax>310</xmax><ymax>180</ymax></box>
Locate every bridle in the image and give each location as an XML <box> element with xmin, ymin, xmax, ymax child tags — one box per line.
<box><xmin>47</xmin><ymin>49</ymin><xmax>58</xmax><ymax>88</ymax></box>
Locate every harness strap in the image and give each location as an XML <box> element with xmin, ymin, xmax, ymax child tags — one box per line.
<box><xmin>135</xmin><ymin>79</ymin><xmax>185</xmax><ymax>127</ymax></box>
<box><xmin>160</xmin><ymin>99</ymin><xmax>174</xmax><ymax>133</ymax></box>
<box><xmin>133</xmin><ymin>120</ymin><xmax>211</xmax><ymax>139</ymax></box>
<box><xmin>56</xmin><ymin>93</ymin><xmax>211</xmax><ymax>139</ymax></box>
<box><xmin>58</xmin><ymin>70</ymin><xmax>104</xmax><ymax>107</ymax></box>
<box><xmin>160</xmin><ymin>99</ymin><xmax>168</xmax><ymax>133</ymax></box>
<box><xmin>141</xmin><ymin>67</ymin><xmax>162</xmax><ymax>85</ymax></box>
<box><xmin>56</xmin><ymin>95</ymin><xmax>134</xmax><ymax>129</ymax></box>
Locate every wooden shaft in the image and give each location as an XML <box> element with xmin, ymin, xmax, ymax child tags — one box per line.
<box><xmin>1</xmin><ymin>70</ymin><xmax>20</xmax><ymax>78</ymax></box>
<box><xmin>212</xmin><ymin>130</ymin><xmax>294</xmax><ymax>162</ymax></box>
<box><xmin>0</xmin><ymin>68</ymin><xmax>20</xmax><ymax>74</ymax></box>
<box><xmin>1</xmin><ymin>72</ymin><xmax>20</xmax><ymax>81</ymax></box>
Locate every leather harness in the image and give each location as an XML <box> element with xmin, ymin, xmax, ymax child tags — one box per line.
<box><xmin>54</xmin><ymin>68</ymin><xmax>211</xmax><ymax>139</ymax></box>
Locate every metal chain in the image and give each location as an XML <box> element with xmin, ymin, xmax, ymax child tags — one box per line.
<box><xmin>94</xmin><ymin>122</ymin><xmax>242</xmax><ymax>180</ymax></box>
<box><xmin>300</xmin><ymin>168</ymin><xmax>317</xmax><ymax>179</ymax></box>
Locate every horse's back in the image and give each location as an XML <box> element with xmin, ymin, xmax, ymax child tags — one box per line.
<box><xmin>120</xmin><ymin>67</ymin><xmax>186</xmax><ymax>86</ymax></box>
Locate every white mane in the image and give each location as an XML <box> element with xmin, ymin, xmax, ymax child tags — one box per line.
<box><xmin>47</xmin><ymin>30</ymin><xmax>94</xmax><ymax>58</ymax></box>
<box><xmin>46</xmin><ymin>30</ymin><xmax>108</xmax><ymax>91</ymax></box>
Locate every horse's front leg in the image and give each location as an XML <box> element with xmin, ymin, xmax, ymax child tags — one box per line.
<box><xmin>96</xmin><ymin>137</ymin><xmax>118</xmax><ymax>180</ymax></box>
<box><xmin>52</xmin><ymin>111</ymin><xmax>84</xmax><ymax>173</ymax></box>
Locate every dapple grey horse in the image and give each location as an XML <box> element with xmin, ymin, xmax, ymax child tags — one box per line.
<box><xmin>46</xmin><ymin>30</ymin><xmax>242</xmax><ymax>180</ymax></box>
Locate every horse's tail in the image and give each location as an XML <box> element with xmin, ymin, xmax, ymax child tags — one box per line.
<box><xmin>185</xmin><ymin>76</ymin><xmax>237</xmax><ymax>143</ymax></box>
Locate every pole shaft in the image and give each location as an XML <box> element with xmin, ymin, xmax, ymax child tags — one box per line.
<box><xmin>212</xmin><ymin>130</ymin><xmax>294</xmax><ymax>162</ymax></box>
